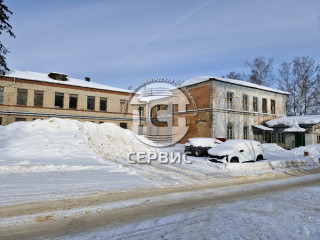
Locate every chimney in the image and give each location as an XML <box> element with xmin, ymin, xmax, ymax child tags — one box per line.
<box><xmin>85</xmin><ymin>77</ymin><xmax>90</xmax><ymax>82</ymax></box>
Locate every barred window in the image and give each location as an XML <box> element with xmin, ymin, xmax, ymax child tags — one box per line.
<box><xmin>17</xmin><ymin>89</ymin><xmax>28</xmax><ymax>106</ymax></box>
<box><xmin>227</xmin><ymin>125</ymin><xmax>233</xmax><ymax>139</ymax></box>
<box><xmin>317</xmin><ymin>135</ymin><xmax>320</xmax><ymax>144</ymax></box>
<box><xmin>34</xmin><ymin>91</ymin><xmax>43</xmax><ymax>107</ymax></box>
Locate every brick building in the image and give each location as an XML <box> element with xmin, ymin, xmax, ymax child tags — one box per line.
<box><xmin>0</xmin><ymin>70</ymin><xmax>138</xmax><ymax>128</ymax></box>
<box><xmin>174</xmin><ymin>76</ymin><xmax>289</xmax><ymax>143</ymax></box>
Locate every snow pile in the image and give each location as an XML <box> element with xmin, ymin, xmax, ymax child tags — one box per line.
<box><xmin>82</xmin><ymin>122</ymin><xmax>153</xmax><ymax>160</ymax></box>
<box><xmin>0</xmin><ymin>118</ymin><xmax>153</xmax><ymax>167</ymax></box>
<box><xmin>291</xmin><ymin>144</ymin><xmax>320</xmax><ymax>158</ymax></box>
<box><xmin>266</xmin><ymin>115</ymin><xmax>320</xmax><ymax>127</ymax></box>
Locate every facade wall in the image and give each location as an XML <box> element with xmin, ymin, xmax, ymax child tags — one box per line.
<box><xmin>312</xmin><ymin>123</ymin><xmax>320</xmax><ymax>144</ymax></box>
<box><xmin>0</xmin><ymin>77</ymin><xmax>136</xmax><ymax>128</ymax></box>
<box><xmin>212</xmin><ymin>80</ymin><xmax>287</xmax><ymax>140</ymax></box>
<box><xmin>174</xmin><ymin>80</ymin><xmax>288</xmax><ymax>143</ymax></box>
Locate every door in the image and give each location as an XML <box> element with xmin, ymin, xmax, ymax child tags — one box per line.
<box><xmin>295</xmin><ymin>133</ymin><xmax>305</xmax><ymax>148</ymax></box>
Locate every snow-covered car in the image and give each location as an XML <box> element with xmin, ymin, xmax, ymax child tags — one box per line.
<box><xmin>208</xmin><ymin>140</ymin><xmax>264</xmax><ymax>163</ymax></box>
<box><xmin>184</xmin><ymin>138</ymin><xmax>222</xmax><ymax>157</ymax></box>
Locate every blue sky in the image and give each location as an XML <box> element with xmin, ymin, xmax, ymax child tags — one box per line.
<box><xmin>2</xmin><ymin>0</ymin><xmax>320</xmax><ymax>89</ymax></box>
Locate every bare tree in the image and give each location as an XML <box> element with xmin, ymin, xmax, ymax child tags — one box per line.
<box><xmin>245</xmin><ymin>57</ymin><xmax>274</xmax><ymax>86</ymax></box>
<box><xmin>278</xmin><ymin>62</ymin><xmax>295</xmax><ymax>116</ymax></box>
<box><xmin>292</xmin><ymin>57</ymin><xmax>320</xmax><ymax>115</ymax></box>
<box><xmin>222</xmin><ymin>71</ymin><xmax>244</xmax><ymax>80</ymax></box>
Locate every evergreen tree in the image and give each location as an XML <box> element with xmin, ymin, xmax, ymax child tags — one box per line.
<box><xmin>0</xmin><ymin>0</ymin><xmax>15</xmax><ymax>75</ymax></box>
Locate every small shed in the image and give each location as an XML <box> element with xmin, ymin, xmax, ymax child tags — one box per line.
<box><xmin>266</xmin><ymin>115</ymin><xmax>320</xmax><ymax>149</ymax></box>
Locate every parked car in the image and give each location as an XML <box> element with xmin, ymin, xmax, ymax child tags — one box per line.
<box><xmin>184</xmin><ymin>138</ymin><xmax>222</xmax><ymax>157</ymax></box>
<box><xmin>208</xmin><ymin>140</ymin><xmax>264</xmax><ymax>163</ymax></box>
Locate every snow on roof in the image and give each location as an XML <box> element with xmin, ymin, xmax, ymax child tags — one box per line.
<box><xmin>253</xmin><ymin>125</ymin><xmax>274</xmax><ymax>131</ymax></box>
<box><xmin>266</xmin><ymin>115</ymin><xmax>320</xmax><ymax>127</ymax></box>
<box><xmin>188</xmin><ymin>137</ymin><xmax>222</xmax><ymax>147</ymax></box>
<box><xmin>283</xmin><ymin>126</ymin><xmax>306</xmax><ymax>133</ymax></box>
<box><xmin>181</xmin><ymin>76</ymin><xmax>289</xmax><ymax>95</ymax></box>
<box><xmin>4</xmin><ymin>70</ymin><xmax>132</xmax><ymax>93</ymax></box>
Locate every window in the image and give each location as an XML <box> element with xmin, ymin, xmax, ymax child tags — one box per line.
<box><xmin>262</xmin><ymin>98</ymin><xmax>267</xmax><ymax>113</ymax></box>
<box><xmin>55</xmin><ymin>93</ymin><xmax>64</xmax><ymax>108</ymax></box>
<box><xmin>317</xmin><ymin>135</ymin><xmax>320</xmax><ymax>144</ymax></box>
<box><xmin>0</xmin><ymin>117</ymin><xmax>2</xmax><ymax>125</ymax></box>
<box><xmin>100</xmin><ymin>97</ymin><xmax>107</xmax><ymax>111</ymax></box>
<box><xmin>243</xmin><ymin>95</ymin><xmax>248</xmax><ymax>111</ymax></box>
<box><xmin>277</xmin><ymin>133</ymin><xmax>284</xmax><ymax>143</ymax></box>
<box><xmin>34</xmin><ymin>91</ymin><xmax>43</xmax><ymax>107</ymax></box>
<box><xmin>0</xmin><ymin>86</ymin><xmax>3</xmax><ymax>104</ymax></box>
<box><xmin>87</xmin><ymin>96</ymin><xmax>95</xmax><ymax>110</ymax></box>
<box><xmin>227</xmin><ymin>92</ymin><xmax>233</xmax><ymax>110</ymax></box>
<box><xmin>120</xmin><ymin>122</ymin><xmax>127</xmax><ymax>129</ymax></box>
<box><xmin>138</xmin><ymin>107</ymin><xmax>144</xmax><ymax>117</ymax></box>
<box><xmin>243</xmin><ymin>126</ymin><xmax>248</xmax><ymax>139</ymax></box>
<box><xmin>271</xmin><ymin>100</ymin><xmax>275</xmax><ymax>114</ymax></box>
<box><xmin>15</xmin><ymin>118</ymin><xmax>26</xmax><ymax>122</ymax></box>
<box><xmin>17</xmin><ymin>89</ymin><xmax>28</xmax><ymax>105</ymax></box>
<box><xmin>253</xmin><ymin>97</ymin><xmax>258</xmax><ymax>112</ymax></box>
<box><xmin>69</xmin><ymin>94</ymin><xmax>78</xmax><ymax>109</ymax></box>
<box><xmin>227</xmin><ymin>125</ymin><xmax>233</xmax><ymax>139</ymax></box>
<box><xmin>120</xmin><ymin>99</ymin><xmax>127</xmax><ymax>113</ymax></box>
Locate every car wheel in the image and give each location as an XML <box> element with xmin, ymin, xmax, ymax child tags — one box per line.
<box><xmin>230</xmin><ymin>157</ymin><xmax>239</xmax><ymax>163</ymax></box>
<box><xmin>256</xmin><ymin>155</ymin><xmax>263</xmax><ymax>161</ymax></box>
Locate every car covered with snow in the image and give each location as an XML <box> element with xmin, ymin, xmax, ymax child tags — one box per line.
<box><xmin>184</xmin><ymin>138</ymin><xmax>222</xmax><ymax>157</ymax></box>
<box><xmin>208</xmin><ymin>140</ymin><xmax>264</xmax><ymax>163</ymax></box>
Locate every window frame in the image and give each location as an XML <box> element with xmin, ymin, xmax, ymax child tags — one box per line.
<box><xmin>120</xmin><ymin>122</ymin><xmax>127</xmax><ymax>129</ymax></box>
<box><xmin>253</xmin><ymin>96</ymin><xmax>258</xmax><ymax>112</ymax></box>
<box><xmin>17</xmin><ymin>89</ymin><xmax>28</xmax><ymax>106</ymax></box>
<box><xmin>227</xmin><ymin>124</ymin><xmax>233</xmax><ymax>139</ymax></box>
<box><xmin>243</xmin><ymin>95</ymin><xmax>248</xmax><ymax>111</ymax></box>
<box><xmin>99</xmin><ymin>97</ymin><xmax>107</xmax><ymax>112</ymax></box>
<box><xmin>317</xmin><ymin>135</ymin><xmax>320</xmax><ymax>144</ymax></box>
<box><xmin>54</xmin><ymin>92</ymin><xmax>64</xmax><ymax>108</ymax></box>
<box><xmin>69</xmin><ymin>94</ymin><xmax>78</xmax><ymax>109</ymax></box>
<box><xmin>87</xmin><ymin>96</ymin><xmax>95</xmax><ymax>111</ymax></box>
<box><xmin>34</xmin><ymin>90</ymin><xmax>44</xmax><ymax>107</ymax></box>
<box><xmin>243</xmin><ymin>126</ymin><xmax>248</xmax><ymax>139</ymax></box>
<box><xmin>227</xmin><ymin>92</ymin><xmax>233</xmax><ymax>110</ymax></box>
<box><xmin>271</xmin><ymin>99</ymin><xmax>276</xmax><ymax>114</ymax></box>
<box><xmin>262</xmin><ymin>98</ymin><xmax>267</xmax><ymax>113</ymax></box>
<box><xmin>0</xmin><ymin>86</ymin><xmax>4</xmax><ymax>104</ymax></box>
<box><xmin>120</xmin><ymin>99</ymin><xmax>127</xmax><ymax>113</ymax></box>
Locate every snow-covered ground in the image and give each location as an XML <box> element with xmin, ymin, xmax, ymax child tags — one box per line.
<box><xmin>0</xmin><ymin>118</ymin><xmax>319</xmax><ymax>205</ymax></box>
<box><xmin>52</xmin><ymin>175</ymin><xmax>320</xmax><ymax>240</ymax></box>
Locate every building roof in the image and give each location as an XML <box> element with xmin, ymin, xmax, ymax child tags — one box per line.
<box><xmin>253</xmin><ymin>125</ymin><xmax>274</xmax><ymax>131</ymax></box>
<box><xmin>283</xmin><ymin>126</ymin><xmax>306</xmax><ymax>133</ymax></box>
<box><xmin>266</xmin><ymin>115</ymin><xmax>320</xmax><ymax>127</ymax></box>
<box><xmin>181</xmin><ymin>76</ymin><xmax>290</xmax><ymax>95</ymax></box>
<box><xmin>4</xmin><ymin>70</ymin><xmax>132</xmax><ymax>93</ymax></box>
